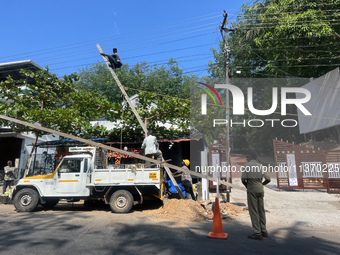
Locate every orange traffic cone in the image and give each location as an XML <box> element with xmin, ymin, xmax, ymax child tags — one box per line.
<box><xmin>207</xmin><ymin>197</ymin><xmax>228</xmax><ymax>239</ymax></box>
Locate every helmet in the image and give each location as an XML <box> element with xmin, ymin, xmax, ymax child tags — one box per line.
<box><xmin>182</xmin><ymin>159</ymin><xmax>190</xmax><ymax>166</ymax></box>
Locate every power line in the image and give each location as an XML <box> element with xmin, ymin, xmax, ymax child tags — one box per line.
<box><xmin>235</xmin><ymin>12</ymin><xmax>340</xmax><ymax>22</ymax></box>
<box><xmin>237</xmin><ymin>18</ymin><xmax>340</xmax><ymax>27</ymax></box>
<box><xmin>26</xmin><ymin>23</ymin><xmax>218</xmax><ymax>63</ymax></box>
<box><xmin>248</xmin><ymin>42</ymin><xmax>340</xmax><ymax>51</ymax></box>
<box><xmin>235</xmin><ymin>63</ymin><xmax>340</xmax><ymax>68</ymax></box>
<box><xmin>234</xmin><ymin>22</ymin><xmax>340</xmax><ymax>30</ymax></box>
<box><xmin>237</xmin><ymin>3</ymin><xmax>340</xmax><ymax>12</ymax></box>
<box><xmin>1</xmin><ymin>12</ymin><xmax>221</xmax><ymax>78</ymax></box>
<box><xmin>3</xmin><ymin>30</ymin><xmax>217</xmax><ymax>69</ymax></box>
<box><xmin>5</xmin><ymin>6</ymin><xmax>340</xmax><ymax>81</ymax></box>
<box><xmin>243</xmin><ymin>34</ymin><xmax>336</xmax><ymax>42</ymax></box>
<box><xmin>45</xmin><ymin>44</ymin><xmax>217</xmax><ymax>74</ymax></box>
<box><xmin>254</xmin><ymin>55</ymin><xmax>340</xmax><ymax>63</ymax></box>
<box><xmin>234</xmin><ymin>9</ymin><xmax>340</xmax><ymax>19</ymax></box>
<box><xmin>0</xmin><ymin>12</ymin><xmax>222</xmax><ymax>61</ymax></box>
<box><xmin>47</xmin><ymin>34</ymin><xmax>217</xmax><ymax>67</ymax></box>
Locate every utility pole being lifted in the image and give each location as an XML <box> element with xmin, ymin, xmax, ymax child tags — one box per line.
<box><xmin>96</xmin><ymin>44</ymin><xmax>185</xmax><ymax>198</ymax></box>
<box><xmin>0</xmin><ymin>114</ymin><xmax>244</xmax><ymax>192</ymax></box>
<box><xmin>220</xmin><ymin>10</ymin><xmax>235</xmax><ymax>202</ymax></box>
<box><xmin>96</xmin><ymin>44</ymin><xmax>148</xmax><ymax>136</ymax></box>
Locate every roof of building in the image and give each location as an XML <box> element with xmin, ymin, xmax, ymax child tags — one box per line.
<box><xmin>36</xmin><ymin>138</ymin><xmax>109</xmax><ymax>148</ymax></box>
<box><xmin>36</xmin><ymin>133</ymin><xmax>208</xmax><ymax>148</ymax></box>
<box><xmin>0</xmin><ymin>60</ymin><xmax>44</xmax><ymax>81</ymax></box>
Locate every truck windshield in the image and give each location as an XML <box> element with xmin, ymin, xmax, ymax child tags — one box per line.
<box><xmin>27</xmin><ymin>153</ymin><xmax>62</xmax><ymax>177</ymax></box>
<box><xmin>58</xmin><ymin>158</ymin><xmax>83</xmax><ymax>173</ymax></box>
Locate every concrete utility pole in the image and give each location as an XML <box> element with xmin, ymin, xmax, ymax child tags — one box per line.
<box><xmin>220</xmin><ymin>11</ymin><xmax>235</xmax><ymax>201</ymax></box>
<box><xmin>96</xmin><ymin>44</ymin><xmax>148</xmax><ymax>136</ymax></box>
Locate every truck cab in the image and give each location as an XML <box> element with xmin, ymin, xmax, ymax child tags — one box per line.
<box><xmin>48</xmin><ymin>154</ymin><xmax>91</xmax><ymax>196</ymax></box>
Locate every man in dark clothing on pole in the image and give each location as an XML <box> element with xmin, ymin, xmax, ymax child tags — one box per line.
<box><xmin>100</xmin><ymin>47</ymin><xmax>122</xmax><ymax>69</ymax></box>
<box><xmin>241</xmin><ymin>150</ymin><xmax>271</xmax><ymax>240</ymax></box>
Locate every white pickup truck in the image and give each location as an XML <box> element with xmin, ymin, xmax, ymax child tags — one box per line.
<box><xmin>11</xmin><ymin>147</ymin><xmax>164</xmax><ymax>213</ymax></box>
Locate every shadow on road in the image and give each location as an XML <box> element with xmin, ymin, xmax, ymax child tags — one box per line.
<box><xmin>0</xmin><ymin>202</ymin><xmax>339</xmax><ymax>255</ymax></box>
<box><xmin>29</xmin><ymin>199</ymin><xmax>164</xmax><ymax>213</ymax></box>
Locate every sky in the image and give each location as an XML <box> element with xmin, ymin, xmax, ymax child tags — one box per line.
<box><xmin>1</xmin><ymin>0</ymin><xmax>251</xmax><ymax>78</ymax></box>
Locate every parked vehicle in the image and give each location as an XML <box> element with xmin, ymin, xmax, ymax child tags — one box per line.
<box><xmin>10</xmin><ymin>147</ymin><xmax>164</xmax><ymax>213</ymax></box>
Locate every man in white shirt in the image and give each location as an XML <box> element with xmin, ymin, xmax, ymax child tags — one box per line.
<box><xmin>142</xmin><ymin>131</ymin><xmax>162</xmax><ymax>163</ymax></box>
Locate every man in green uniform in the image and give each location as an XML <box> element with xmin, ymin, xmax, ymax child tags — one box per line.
<box><xmin>241</xmin><ymin>150</ymin><xmax>271</xmax><ymax>240</ymax></box>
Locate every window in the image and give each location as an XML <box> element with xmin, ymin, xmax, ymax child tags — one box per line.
<box><xmin>84</xmin><ymin>159</ymin><xmax>88</xmax><ymax>173</ymax></box>
<box><xmin>59</xmin><ymin>158</ymin><xmax>83</xmax><ymax>173</ymax></box>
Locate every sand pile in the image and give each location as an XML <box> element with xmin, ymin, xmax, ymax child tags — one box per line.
<box><xmin>143</xmin><ymin>199</ymin><xmax>245</xmax><ymax>222</ymax></box>
<box><xmin>219</xmin><ymin>202</ymin><xmax>245</xmax><ymax>216</ymax></box>
<box><xmin>143</xmin><ymin>199</ymin><xmax>206</xmax><ymax>222</ymax></box>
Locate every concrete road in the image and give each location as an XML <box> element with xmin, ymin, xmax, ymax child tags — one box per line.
<box><xmin>0</xmin><ymin>199</ymin><xmax>339</xmax><ymax>255</ymax></box>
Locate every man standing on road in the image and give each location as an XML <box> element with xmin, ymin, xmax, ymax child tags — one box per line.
<box><xmin>241</xmin><ymin>150</ymin><xmax>271</xmax><ymax>240</ymax></box>
<box><xmin>142</xmin><ymin>131</ymin><xmax>162</xmax><ymax>163</ymax></box>
<box><xmin>100</xmin><ymin>47</ymin><xmax>122</xmax><ymax>69</ymax></box>
<box><xmin>3</xmin><ymin>160</ymin><xmax>16</xmax><ymax>194</ymax></box>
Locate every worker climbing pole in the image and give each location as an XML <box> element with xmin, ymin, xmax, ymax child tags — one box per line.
<box><xmin>96</xmin><ymin>44</ymin><xmax>186</xmax><ymax>198</ymax></box>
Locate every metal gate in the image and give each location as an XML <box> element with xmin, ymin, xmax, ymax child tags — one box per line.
<box><xmin>273</xmin><ymin>139</ymin><xmax>340</xmax><ymax>193</ymax></box>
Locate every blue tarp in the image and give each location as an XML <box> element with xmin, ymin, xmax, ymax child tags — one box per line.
<box><xmin>167</xmin><ymin>180</ymin><xmax>186</xmax><ymax>198</ymax></box>
<box><xmin>36</xmin><ymin>138</ymin><xmax>109</xmax><ymax>147</ymax></box>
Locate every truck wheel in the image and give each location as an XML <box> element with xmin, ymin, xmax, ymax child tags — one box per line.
<box><xmin>109</xmin><ymin>190</ymin><xmax>134</xmax><ymax>213</ymax></box>
<box><xmin>13</xmin><ymin>188</ymin><xmax>39</xmax><ymax>212</ymax></box>
<box><xmin>41</xmin><ymin>198</ymin><xmax>59</xmax><ymax>209</ymax></box>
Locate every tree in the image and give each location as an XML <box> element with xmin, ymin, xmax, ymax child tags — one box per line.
<box><xmin>105</xmin><ymin>91</ymin><xmax>191</xmax><ymax>142</ymax></box>
<box><xmin>210</xmin><ymin>0</ymin><xmax>340</xmax><ymax>78</ymax></box>
<box><xmin>74</xmin><ymin>58</ymin><xmax>193</xmax><ymax>142</ymax></box>
<box><xmin>206</xmin><ymin>0</ymin><xmax>340</xmax><ymax>152</ymax></box>
<box><xmin>253</xmin><ymin>0</ymin><xmax>340</xmax><ymax>78</ymax></box>
<box><xmin>75</xmin><ymin>59</ymin><xmax>192</xmax><ymax>103</ymax></box>
<box><xmin>0</xmin><ymin>68</ymin><xmax>117</xmax><ymax>175</ymax></box>
<box><xmin>189</xmin><ymin>77</ymin><xmax>227</xmax><ymax>145</ymax></box>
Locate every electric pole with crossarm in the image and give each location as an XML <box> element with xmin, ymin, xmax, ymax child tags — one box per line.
<box><xmin>220</xmin><ymin>10</ymin><xmax>235</xmax><ymax>202</ymax></box>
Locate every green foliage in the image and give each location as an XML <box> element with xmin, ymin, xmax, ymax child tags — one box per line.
<box><xmin>0</xmin><ymin>68</ymin><xmax>117</xmax><ymax>138</ymax></box>
<box><xmin>210</xmin><ymin>0</ymin><xmax>340</xmax><ymax>78</ymax></box>
<box><xmin>74</xmin><ymin>59</ymin><xmax>192</xmax><ymax>141</ymax></box>
<box><xmin>190</xmin><ymin>77</ymin><xmax>227</xmax><ymax>145</ymax></box>
<box><xmin>75</xmin><ymin>59</ymin><xmax>191</xmax><ymax>103</ymax></box>
<box><xmin>252</xmin><ymin>0</ymin><xmax>340</xmax><ymax>78</ymax></box>
<box><xmin>206</xmin><ymin>0</ymin><xmax>340</xmax><ymax>152</ymax></box>
<box><xmin>105</xmin><ymin>91</ymin><xmax>191</xmax><ymax>142</ymax></box>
